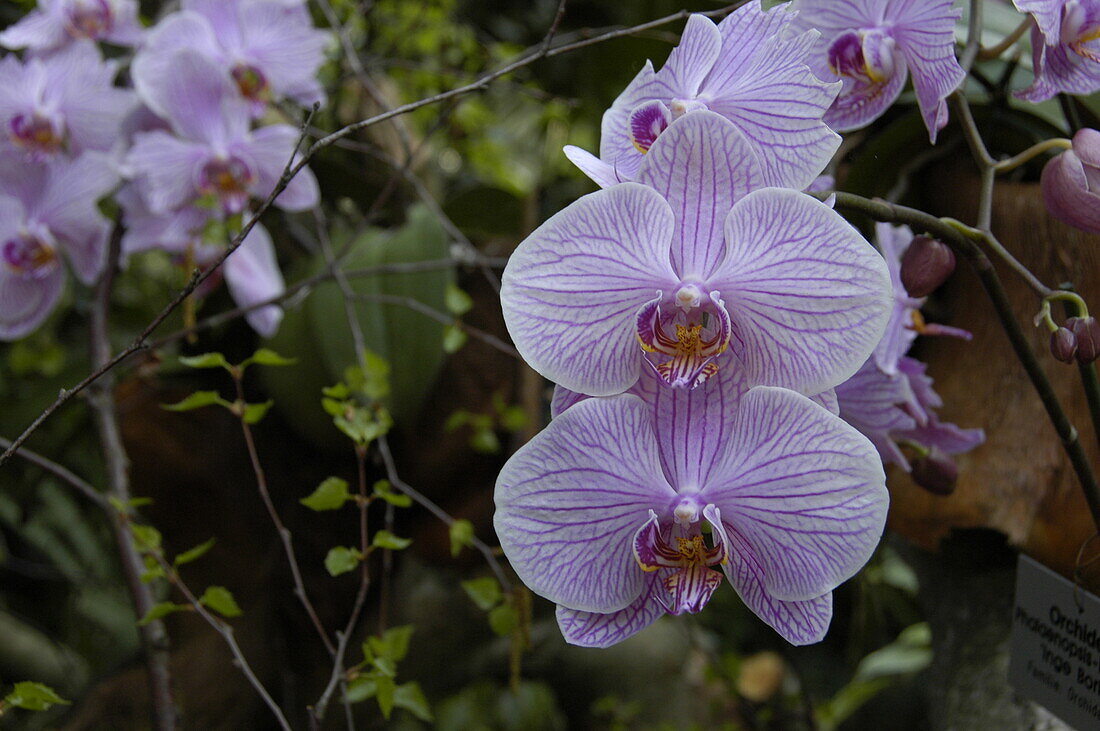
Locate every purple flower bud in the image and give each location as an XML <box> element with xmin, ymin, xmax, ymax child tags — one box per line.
<box><xmin>1051</xmin><ymin>326</ymin><xmax>1078</xmax><ymax>363</ymax></box>
<box><xmin>1041</xmin><ymin>129</ymin><xmax>1100</xmax><ymax>234</ymax></box>
<box><xmin>1068</xmin><ymin>316</ymin><xmax>1100</xmax><ymax>364</ymax></box>
<box><xmin>899</xmin><ymin>235</ymin><xmax>956</xmax><ymax>298</ymax></box>
<box><xmin>910</xmin><ymin>447</ymin><xmax>958</xmax><ymax>496</ymax></box>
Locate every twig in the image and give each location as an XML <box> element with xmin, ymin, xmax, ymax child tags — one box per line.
<box><xmin>377</xmin><ymin>435</ymin><xmax>511</xmax><ymax>591</ymax></box>
<box><xmin>0</xmin><ymin>436</ymin><xmax>107</xmax><ymax>509</ymax></box>
<box><xmin>960</xmin><ymin>0</ymin><xmax>983</xmax><ymax>72</ymax></box>
<box><xmin>1060</xmin><ymin>292</ymin><xmax>1100</xmax><ymax>455</ymax></box>
<box><xmin>978</xmin><ymin>17</ymin><xmax>1032</xmax><ymax>61</ymax></box>
<box><xmin>87</xmin><ymin>225</ymin><xmax>178</xmax><ymax>731</ymax></box>
<box><xmin>230</xmin><ymin>374</ymin><xmax>336</xmax><ymax>657</ymax></box>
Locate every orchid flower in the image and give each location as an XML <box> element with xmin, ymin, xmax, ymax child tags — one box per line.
<box><xmin>495</xmin><ymin>365</ymin><xmax>888</xmax><ymax>647</ymax></box>
<box><xmin>127</xmin><ymin>49</ymin><xmax>318</xmax><ymax>217</ymax></box>
<box><xmin>0</xmin><ymin>42</ymin><xmax>135</xmax><ymax>159</ymax></box>
<box><xmin>133</xmin><ymin>0</ymin><xmax>330</xmax><ymax>115</ymax></box>
<box><xmin>0</xmin><ymin>0</ymin><xmax>143</xmax><ymax>52</ymax></box>
<box><xmin>502</xmin><ymin>111</ymin><xmax>891</xmax><ymax>397</ymax></box>
<box><xmin>565</xmin><ymin>3</ymin><xmax>841</xmax><ymax>190</ymax></box>
<box><xmin>790</xmin><ymin>0</ymin><xmax>965</xmax><ymax>143</ymax></box>
<box><xmin>873</xmin><ymin>223</ymin><xmax>971</xmax><ymax>375</ymax></box>
<box><xmin>0</xmin><ymin>151</ymin><xmax>118</xmax><ymax>339</ymax></box>
<box><xmin>1015</xmin><ymin>0</ymin><xmax>1100</xmax><ymax>101</ymax></box>
<box><xmin>836</xmin><ymin>355</ymin><xmax>984</xmax><ymax>470</ymax></box>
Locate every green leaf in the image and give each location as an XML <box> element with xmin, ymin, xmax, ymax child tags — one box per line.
<box><xmin>242</xmin><ymin>400</ymin><xmax>274</xmax><ymax>424</ymax></box>
<box><xmin>325</xmin><ymin>546</ymin><xmax>363</xmax><ymax>576</ymax></box>
<box><xmin>174</xmin><ymin>538</ymin><xmax>216</xmax><ymax>566</ymax></box>
<box><xmin>373</xmin><ymin>480</ymin><xmax>412</xmax><ymax>508</ymax></box>
<box><xmin>130</xmin><ymin>524</ymin><xmax>162</xmax><ymax>551</ymax></box>
<box><xmin>109</xmin><ymin>495</ymin><xmax>153</xmax><ymax>514</ymax></box>
<box><xmin>469</xmin><ymin>427</ymin><xmax>500</xmax><ymax>454</ymax></box>
<box><xmin>445</xmin><ymin>282</ymin><xmax>474</xmax><ymax>316</ymax></box>
<box><xmin>371</xmin><ymin>530</ymin><xmax>412</xmax><ymax>551</ymax></box>
<box><xmin>449</xmin><ymin>519</ymin><xmax>474</xmax><ymax>557</ymax></box>
<box><xmin>368</xmin><ymin>625</ymin><xmax>415</xmax><ymax>663</ymax></box>
<box><xmin>245</xmin><ymin>348</ymin><xmax>296</xmax><ymax>367</ymax></box>
<box><xmin>360</xmin><ymin>349</ymin><xmax>391</xmax><ymax>401</ymax></box>
<box><xmin>199</xmin><ymin>586</ymin><xmax>243</xmax><ymax>618</ymax></box>
<box><xmin>394</xmin><ymin>682</ymin><xmax>433</xmax><ymax>722</ymax></box>
<box><xmin>178</xmin><ymin>352</ymin><xmax>230</xmax><ymax>370</ymax></box>
<box><xmin>162</xmin><ymin>391</ymin><xmax>229</xmax><ymax>412</ymax></box>
<box><xmin>140</xmin><ymin>554</ymin><xmax>166</xmax><ymax>583</ymax></box>
<box><xmin>138</xmin><ymin>601</ymin><xmax>190</xmax><ymax>626</ymax></box>
<box><xmin>443</xmin><ymin>410</ymin><xmax>469</xmax><ymax>431</ymax></box>
<box><xmin>301</xmin><ymin>477</ymin><xmax>351</xmax><ymax>511</ymax></box>
<box><xmin>499</xmin><ymin>405</ymin><xmax>528</xmax><ymax>432</ymax></box>
<box><xmin>375</xmin><ymin>676</ymin><xmax>397</xmax><ymax>719</ymax></box>
<box><xmin>372</xmin><ymin>656</ymin><xmax>397</xmax><ymax>678</ymax></box>
<box><xmin>4</xmin><ymin>682</ymin><xmax>70</xmax><ymax>711</ymax></box>
<box><xmin>442</xmin><ymin>324</ymin><xmax>467</xmax><ymax>353</ymax></box>
<box><xmin>346</xmin><ymin>676</ymin><xmax>377</xmax><ymax>704</ymax></box>
<box><xmin>488</xmin><ymin>603</ymin><xmax>519</xmax><ymax>637</ymax></box>
<box><xmin>322</xmin><ymin>382</ymin><xmax>350</xmax><ymax>399</ymax></box>
<box><xmin>461</xmin><ymin>576</ymin><xmax>502</xmax><ymax>611</ymax></box>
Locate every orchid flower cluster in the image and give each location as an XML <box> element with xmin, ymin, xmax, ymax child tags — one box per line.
<box><xmin>0</xmin><ymin>0</ymin><xmax>330</xmax><ymax>339</ymax></box>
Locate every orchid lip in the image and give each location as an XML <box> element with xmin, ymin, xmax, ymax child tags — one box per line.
<box><xmin>64</xmin><ymin>0</ymin><xmax>113</xmax><ymax>38</ymax></box>
<box><xmin>198</xmin><ymin>156</ymin><xmax>255</xmax><ymax>213</ymax></box>
<box><xmin>632</xmin><ymin>509</ymin><xmax>727</xmax><ymax>616</ymax></box>
<box><xmin>635</xmin><ymin>288</ymin><xmax>732</xmax><ymax>389</ymax></box>
<box><xmin>10</xmin><ymin>113</ymin><xmax>65</xmax><ymax>155</ymax></box>
<box><xmin>3</xmin><ymin>230</ymin><xmax>60</xmax><ymax>280</ymax></box>
<box><xmin>232</xmin><ymin>63</ymin><xmax>271</xmax><ymax>102</ymax></box>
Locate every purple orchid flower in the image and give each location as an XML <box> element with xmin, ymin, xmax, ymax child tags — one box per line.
<box><xmin>126</xmin><ymin>49</ymin><xmax>319</xmax><ymax>217</ymax></box>
<box><xmin>873</xmin><ymin>223</ymin><xmax>971</xmax><ymax>374</ymax></box>
<box><xmin>1042</xmin><ymin>128</ymin><xmax>1100</xmax><ymax>233</ymax></box>
<box><xmin>1015</xmin><ymin>0</ymin><xmax>1100</xmax><ymax>101</ymax></box>
<box><xmin>0</xmin><ymin>151</ymin><xmax>118</xmax><ymax>339</ymax></box>
<box><xmin>496</xmin><ymin>365</ymin><xmax>888</xmax><ymax>647</ymax></box>
<box><xmin>502</xmin><ymin>111</ymin><xmax>891</xmax><ymax>397</ymax></box>
<box><xmin>118</xmin><ymin>185</ymin><xmax>286</xmax><ymax>337</ymax></box>
<box><xmin>0</xmin><ymin>42</ymin><xmax>135</xmax><ymax>159</ymax></box>
<box><xmin>790</xmin><ymin>0</ymin><xmax>965</xmax><ymax>143</ymax></box>
<box><xmin>133</xmin><ymin>0</ymin><xmax>330</xmax><ymax>115</ymax></box>
<box><xmin>565</xmin><ymin>3</ymin><xmax>841</xmax><ymax>190</ymax></box>
<box><xmin>836</xmin><ymin>355</ymin><xmax>984</xmax><ymax>470</ymax></box>
<box><xmin>0</xmin><ymin>0</ymin><xmax>143</xmax><ymax>52</ymax></box>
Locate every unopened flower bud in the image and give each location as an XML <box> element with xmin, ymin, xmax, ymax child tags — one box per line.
<box><xmin>900</xmin><ymin>236</ymin><xmax>956</xmax><ymax>297</ymax></box>
<box><xmin>910</xmin><ymin>447</ymin><xmax>957</xmax><ymax>496</ymax></box>
<box><xmin>1041</xmin><ymin>129</ymin><xmax>1100</xmax><ymax>234</ymax></box>
<box><xmin>1068</xmin><ymin>316</ymin><xmax>1100</xmax><ymax>364</ymax></box>
<box><xmin>1051</xmin><ymin>326</ymin><xmax>1078</xmax><ymax>363</ymax></box>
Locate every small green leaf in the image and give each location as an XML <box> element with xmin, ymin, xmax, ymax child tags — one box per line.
<box><xmin>461</xmin><ymin>576</ymin><xmax>502</xmax><ymax>611</ymax></box>
<box><xmin>200</xmin><ymin>586</ymin><xmax>243</xmax><ymax>618</ymax></box>
<box><xmin>162</xmin><ymin>391</ymin><xmax>229</xmax><ymax>412</ymax></box>
<box><xmin>372</xmin><ymin>530</ymin><xmax>412</xmax><ymax>551</ymax></box>
<box><xmin>445</xmin><ymin>283</ymin><xmax>474</xmax><ymax>316</ymax></box>
<box><xmin>174</xmin><ymin>538</ymin><xmax>216</xmax><ymax>566</ymax></box>
<box><xmin>130</xmin><ymin>524</ymin><xmax>162</xmax><ymax>551</ymax></box>
<box><xmin>443</xmin><ymin>410</ymin><xmax>469</xmax><ymax>431</ymax></box>
<box><xmin>4</xmin><ymin>682</ymin><xmax>70</xmax><ymax>711</ymax></box>
<box><xmin>373</xmin><ymin>480</ymin><xmax>412</xmax><ymax>508</ymax></box>
<box><xmin>394</xmin><ymin>682</ymin><xmax>433</xmax><ymax>722</ymax></box>
<box><xmin>178</xmin><ymin>352</ymin><xmax>230</xmax><ymax>370</ymax></box>
<box><xmin>372</xmin><ymin>656</ymin><xmax>397</xmax><ymax>678</ymax></box>
<box><xmin>345</xmin><ymin>676</ymin><xmax>376</xmax><ymax>703</ymax></box>
<box><xmin>242</xmin><ymin>400</ymin><xmax>274</xmax><ymax>424</ymax></box>
<box><xmin>140</xmin><ymin>554</ymin><xmax>166</xmax><ymax>583</ymax></box>
<box><xmin>301</xmin><ymin>477</ymin><xmax>351</xmax><ymax>511</ymax></box>
<box><xmin>469</xmin><ymin>427</ymin><xmax>500</xmax><ymax>454</ymax></box>
<box><xmin>368</xmin><ymin>625</ymin><xmax>415</xmax><ymax>663</ymax></box>
<box><xmin>375</xmin><ymin>676</ymin><xmax>397</xmax><ymax>719</ymax></box>
<box><xmin>109</xmin><ymin>495</ymin><xmax>153</xmax><ymax>514</ymax></box>
<box><xmin>245</xmin><ymin>348</ymin><xmax>297</xmax><ymax>367</ymax></box>
<box><xmin>361</xmin><ymin>350</ymin><xmax>391</xmax><ymax>401</ymax></box>
<box><xmin>322</xmin><ymin>382</ymin><xmax>351</xmax><ymax>399</ymax></box>
<box><xmin>449</xmin><ymin>519</ymin><xmax>475</xmax><ymax>558</ymax></box>
<box><xmin>325</xmin><ymin>546</ymin><xmax>363</xmax><ymax>576</ymax></box>
<box><xmin>499</xmin><ymin>405</ymin><xmax>528</xmax><ymax>432</ymax></box>
<box><xmin>442</xmin><ymin>324</ymin><xmax>467</xmax><ymax>353</ymax></box>
<box><xmin>138</xmin><ymin>601</ymin><xmax>190</xmax><ymax>626</ymax></box>
<box><xmin>489</xmin><ymin>602</ymin><xmax>519</xmax><ymax>636</ymax></box>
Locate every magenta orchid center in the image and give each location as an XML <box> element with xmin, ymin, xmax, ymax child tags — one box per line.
<box><xmin>827</xmin><ymin>29</ymin><xmax>896</xmax><ymax>84</ymax></box>
<box><xmin>10</xmin><ymin>113</ymin><xmax>66</xmax><ymax>155</ymax></box>
<box><xmin>633</xmin><ymin>504</ymin><xmax>727</xmax><ymax>616</ymax></box>
<box><xmin>3</xmin><ymin>230</ymin><xmax>59</xmax><ymax>280</ymax></box>
<box><xmin>63</xmin><ymin>0</ymin><xmax>113</xmax><ymax>39</ymax></box>
<box><xmin>231</xmin><ymin>63</ymin><xmax>271</xmax><ymax>102</ymax></box>
<box><xmin>198</xmin><ymin>156</ymin><xmax>255</xmax><ymax>213</ymax></box>
<box><xmin>1063</xmin><ymin>1</ymin><xmax>1100</xmax><ymax>62</ymax></box>
<box><xmin>636</xmin><ymin>284</ymin><xmax>732</xmax><ymax>389</ymax></box>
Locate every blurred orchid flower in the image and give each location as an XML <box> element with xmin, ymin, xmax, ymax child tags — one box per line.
<box><xmin>495</xmin><ymin>366</ymin><xmax>888</xmax><ymax>647</ymax></box>
<box><xmin>1041</xmin><ymin>128</ymin><xmax>1100</xmax><ymax>232</ymax></box>
<box><xmin>565</xmin><ymin>2</ymin><xmax>840</xmax><ymax>190</ymax></box>
<box><xmin>1015</xmin><ymin>0</ymin><xmax>1100</xmax><ymax>101</ymax></box>
<box><xmin>790</xmin><ymin>0</ymin><xmax>965</xmax><ymax>143</ymax></box>
<box><xmin>502</xmin><ymin>111</ymin><xmax>890</xmax><ymax>396</ymax></box>
<box><xmin>0</xmin><ymin>0</ymin><xmax>143</xmax><ymax>52</ymax></box>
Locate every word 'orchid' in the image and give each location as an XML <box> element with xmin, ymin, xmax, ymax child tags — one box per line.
<box><xmin>1015</xmin><ymin>0</ymin><xmax>1100</xmax><ymax>101</ymax></box>
<box><xmin>791</xmin><ymin>0</ymin><xmax>965</xmax><ymax>142</ymax></box>
<box><xmin>502</xmin><ymin>111</ymin><xmax>890</xmax><ymax>396</ymax></box>
<box><xmin>495</xmin><ymin>366</ymin><xmax>888</xmax><ymax>647</ymax></box>
<box><xmin>566</xmin><ymin>3</ymin><xmax>840</xmax><ymax>190</ymax></box>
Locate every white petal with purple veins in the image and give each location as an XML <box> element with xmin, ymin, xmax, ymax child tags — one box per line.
<box><xmin>889</xmin><ymin>0</ymin><xmax>966</xmax><ymax>142</ymax></box>
<box><xmin>223</xmin><ymin>223</ymin><xmax>284</xmax><ymax>337</ymax></box>
<box><xmin>240</xmin><ymin>124</ymin><xmax>319</xmax><ymax>211</ymax></box>
<box><xmin>555</xmin><ymin>576</ymin><xmax>665</xmax><ymax>648</ymax></box>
